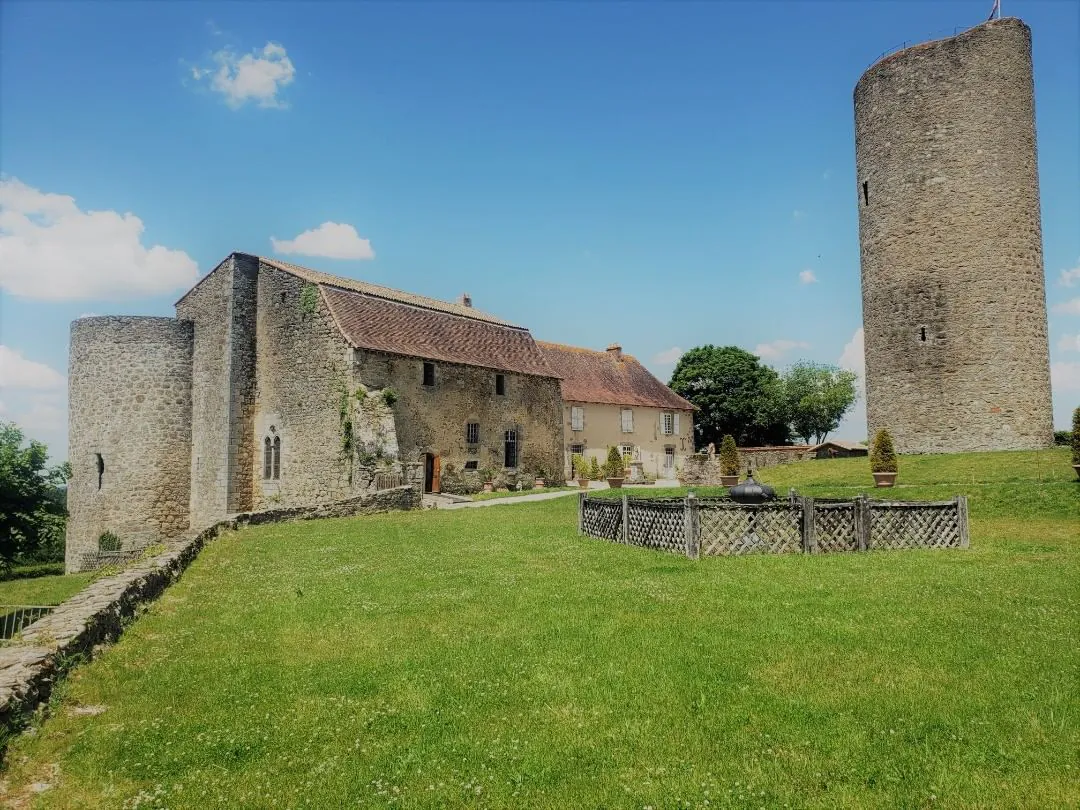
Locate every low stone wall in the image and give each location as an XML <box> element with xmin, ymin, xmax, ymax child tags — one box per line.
<box><xmin>0</xmin><ymin>486</ymin><xmax>419</xmax><ymax>751</ymax></box>
<box><xmin>679</xmin><ymin>447</ymin><xmax>815</xmax><ymax>485</ymax></box>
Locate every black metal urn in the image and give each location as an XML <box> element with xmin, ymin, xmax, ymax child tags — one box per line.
<box><xmin>728</xmin><ymin>470</ymin><xmax>776</xmax><ymax>504</ymax></box>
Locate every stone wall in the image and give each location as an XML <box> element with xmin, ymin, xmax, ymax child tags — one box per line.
<box><xmin>351</xmin><ymin>348</ymin><xmax>565</xmax><ymax>488</ymax></box>
<box><xmin>855</xmin><ymin>18</ymin><xmax>1053</xmax><ymax>453</ymax></box>
<box><xmin>251</xmin><ymin>262</ymin><xmax>373</xmax><ymax>510</ymax></box>
<box><xmin>678</xmin><ymin>446</ymin><xmax>814</xmax><ymax>485</ymax></box>
<box><xmin>1</xmin><ymin>486</ymin><xmax>420</xmax><ymax>748</ymax></box>
<box><xmin>66</xmin><ymin>317</ymin><xmax>193</xmax><ymax>573</ymax></box>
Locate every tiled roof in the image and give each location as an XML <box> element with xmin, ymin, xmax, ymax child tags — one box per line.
<box><xmin>322</xmin><ymin>285</ymin><xmax>557</xmax><ymax>377</ymax></box>
<box><xmin>537</xmin><ymin>342</ymin><xmax>695</xmax><ymax>411</ymax></box>
<box><xmin>812</xmin><ymin>440</ymin><xmax>868</xmax><ymax>452</ymax></box>
<box><xmin>259</xmin><ymin>256</ymin><xmax>520</xmax><ymax>328</ymax></box>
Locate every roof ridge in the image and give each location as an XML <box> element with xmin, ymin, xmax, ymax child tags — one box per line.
<box><xmin>535</xmin><ymin>339</ymin><xmax>639</xmax><ymax>361</ymax></box>
<box><xmin>259</xmin><ymin>255</ymin><xmax>522</xmax><ymax>329</ymax></box>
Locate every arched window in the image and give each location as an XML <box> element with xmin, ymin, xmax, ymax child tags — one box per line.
<box><xmin>272</xmin><ymin>436</ymin><xmax>281</xmax><ymax>480</ymax></box>
<box><xmin>263</xmin><ymin>437</ymin><xmax>273</xmax><ymax>480</ymax></box>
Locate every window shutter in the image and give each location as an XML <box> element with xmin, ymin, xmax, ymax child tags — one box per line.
<box><xmin>674</xmin><ymin>413</ymin><xmax>681</xmax><ymax>435</ymax></box>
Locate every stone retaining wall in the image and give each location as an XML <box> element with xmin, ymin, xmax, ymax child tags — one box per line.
<box><xmin>679</xmin><ymin>447</ymin><xmax>816</xmax><ymax>485</ymax></box>
<box><xmin>0</xmin><ymin>486</ymin><xmax>419</xmax><ymax>751</ymax></box>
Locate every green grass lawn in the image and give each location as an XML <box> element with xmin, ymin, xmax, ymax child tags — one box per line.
<box><xmin>0</xmin><ymin>572</ymin><xmax>92</xmax><ymax>607</ymax></box>
<box><xmin>470</xmin><ymin>486</ymin><xmax>577</xmax><ymax>501</ymax></box>
<box><xmin>2</xmin><ymin>450</ymin><xmax>1077</xmax><ymax>808</ymax></box>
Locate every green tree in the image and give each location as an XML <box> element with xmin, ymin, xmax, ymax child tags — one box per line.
<box><xmin>0</xmin><ymin>421</ymin><xmax>69</xmax><ymax>568</ymax></box>
<box><xmin>718</xmin><ymin>435</ymin><xmax>740</xmax><ymax>476</ymax></box>
<box><xmin>603</xmin><ymin>446</ymin><xmax>625</xmax><ymax>479</ymax></box>
<box><xmin>783</xmin><ymin>361</ymin><xmax>859</xmax><ymax>444</ymax></box>
<box><xmin>669</xmin><ymin>345</ymin><xmax>789</xmax><ymax>448</ymax></box>
<box><xmin>870</xmin><ymin>429</ymin><xmax>898</xmax><ymax>473</ymax></box>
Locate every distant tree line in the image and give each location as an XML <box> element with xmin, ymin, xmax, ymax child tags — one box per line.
<box><xmin>668</xmin><ymin>345</ymin><xmax>858</xmax><ymax>450</ymax></box>
<box><xmin>0</xmin><ymin>421</ymin><xmax>69</xmax><ymax>572</ymax></box>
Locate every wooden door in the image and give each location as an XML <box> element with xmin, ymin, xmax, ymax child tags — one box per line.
<box><xmin>432</xmin><ymin>455</ymin><xmax>441</xmax><ymax>493</ymax></box>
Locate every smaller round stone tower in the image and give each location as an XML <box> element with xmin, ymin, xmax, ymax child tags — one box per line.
<box><xmin>854</xmin><ymin>17</ymin><xmax>1053</xmax><ymax>453</ymax></box>
<box><xmin>66</xmin><ymin>317</ymin><xmax>194</xmax><ymax>572</ymax></box>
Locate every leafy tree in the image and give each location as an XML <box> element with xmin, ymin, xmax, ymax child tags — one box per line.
<box><xmin>718</xmin><ymin>435</ymin><xmax>740</xmax><ymax>477</ymax></box>
<box><xmin>0</xmin><ymin>421</ymin><xmax>69</xmax><ymax>568</ymax></box>
<box><xmin>870</xmin><ymin>429</ymin><xmax>898</xmax><ymax>473</ymax></box>
<box><xmin>603</xmin><ymin>446</ymin><xmax>625</xmax><ymax>479</ymax></box>
<box><xmin>783</xmin><ymin>361</ymin><xmax>859</xmax><ymax>444</ymax></box>
<box><xmin>669</xmin><ymin>345</ymin><xmax>789</xmax><ymax>449</ymax></box>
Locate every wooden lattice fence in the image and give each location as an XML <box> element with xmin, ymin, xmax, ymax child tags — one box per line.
<box><xmin>578</xmin><ymin>493</ymin><xmax>969</xmax><ymax>558</ymax></box>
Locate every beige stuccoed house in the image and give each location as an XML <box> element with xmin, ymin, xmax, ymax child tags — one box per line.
<box><xmin>538</xmin><ymin>342</ymin><xmax>696</xmax><ymax>480</ymax></box>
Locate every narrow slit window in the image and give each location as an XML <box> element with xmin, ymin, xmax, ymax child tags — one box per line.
<box><xmin>272</xmin><ymin>436</ymin><xmax>281</xmax><ymax>480</ymax></box>
<box><xmin>862</xmin><ymin>181</ymin><xmax>869</xmax><ymax>206</ymax></box>
<box><xmin>495</xmin><ymin>374</ymin><xmax>506</xmax><ymax>396</ymax></box>
<box><xmin>95</xmin><ymin>453</ymin><xmax>105</xmax><ymax>490</ymax></box>
<box><xmin>263</xmin><ymin>437</ymin><xmax>273</xmax><ymax>479</ymax></box>
<box><xmin>422</xmin><ymin>362</ymin><xmax>435</xmax><ymax>387</ymax></box>
<box><xmin>920</xmin><ymin>327</ymin><xmax>927</xmax><ymax>342</ymax></box>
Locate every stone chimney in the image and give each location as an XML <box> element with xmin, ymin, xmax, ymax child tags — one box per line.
<box><xmin>606</xmin><ymin>343</ymin><xmax>623</xmax><ymax>361</ymax></box>
<box><xmin>458</xmin><ymin>293</ymin><xmax>472</xmax><ymax>308</ymax></box>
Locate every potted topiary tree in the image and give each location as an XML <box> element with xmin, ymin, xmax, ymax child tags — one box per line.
<box><xmin>718</xmin><ymin>434</ymin><xmax>740</xmax><ymax>487</ymax></box>
<box><xmin>534</xmin><ymin>467</ymin><xmax>547</xmax><ymax>489</ymax></box>
<box><xmin>1072</xmin><ymin>406</ymin><xmax>1080</xmax><ymax>480</ymax></box>
<box><xmin>588</xmin><ymin>455</ymin><xmax>603</xmax><ymax>482</ymax></box>
<box><xmin>480</xmin><ymin>468</ymin><xmax>495</xmax><ymax>493</ymax></box>
<box><xmin>573</xmin><ymin>454</ymin><xmax>590</xmax><ymax>489</ymax></box>
<box><xmin>870</xmin><ymin>428</ymin><xmax>898</xmax><ymax>487</ymax></box>
<box><xmin>604</xmin><ymin>446</ymin><xmax>625</xmax><ymax>489</ymax></box>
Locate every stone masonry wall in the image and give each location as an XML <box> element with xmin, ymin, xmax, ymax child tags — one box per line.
<box><xmin>226</xmin><ymin>255</ymin><xmax>259</xmax><ymax>514</ymax></box>
<box><xmin>854</xmin><ymin>18</ymin><xmax>1053</xmax><ymax>453</ymax></box>
<box><xmin>352</xmin><ymin>349</ymin><xmax>565</xmax><ymax>487</ymax></box>
<box><xmin>66</xmin><ymin>317</ymin><xmax>193</xmax><ymax>572</ymax></box>
<box><xmin>251</xmin><ymin>262</ymin><xmax>370</xmax><ymax>510</ymax></box>
<box><xmin>678</xmin><ymin>446</ymin><xmax>814</xmax><ymax>485</ymax></box>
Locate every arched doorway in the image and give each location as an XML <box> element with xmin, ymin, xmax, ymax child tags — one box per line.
<box><xmin>423</xmin><ymin>453</ymin><xmax>441</xmax><ymax>493</ymax></box>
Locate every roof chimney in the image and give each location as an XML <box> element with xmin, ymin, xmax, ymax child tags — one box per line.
<box><xmin>459</xmin><ymin>293</ymin><xmax>472</xmax><ymax>308</ymax></box>
<box><xmin>606</xmin><ymin>343</ymin><xmax>623</xmax><ymax>361</ymax></box>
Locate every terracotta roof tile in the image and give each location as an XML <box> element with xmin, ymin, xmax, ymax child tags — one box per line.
<box><xmin>537</xmin><ymin>341</ymin><xmax>694</xmax><ymax>410</ymax></box>
<box><xmin>322</xmin><ymin>285</ymin><xmax>556</xmax><ymax>377</ymax></box>
<box><xmin>259</xmin><ymin>256</ymin><xmax>519</xmax><ymax>328</ymax></box>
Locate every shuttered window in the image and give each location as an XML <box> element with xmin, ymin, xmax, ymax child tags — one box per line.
<box><xmin>571</xmin><ymin>406</ymin><xmax>584</xmax><ymax>431</ymax></box>
<box><xmin>621</xmin><ymin>409</ymin><xmax>634</xmax><ymax>433</ymax></box>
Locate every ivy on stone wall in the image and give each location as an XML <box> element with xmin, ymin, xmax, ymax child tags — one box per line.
<box><xmin>299</xmin><ymin>284</ymin><xmax>319</xmax><ymax>316</ymax></box>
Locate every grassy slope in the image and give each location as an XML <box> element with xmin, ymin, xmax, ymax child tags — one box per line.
<box><xmin>0</xmin><ymin>573</ymin><xmax>92</xmax><ymax>607</ymax></box>
<box><xmin>2</xmin><ymin>450</ymin><xmax>1077</xmax><ymax>808</ymax></box>
<box><xmin>470</xmin><ymin>486</ymin><xmax>577</xmax><ymax>501</ymax></box>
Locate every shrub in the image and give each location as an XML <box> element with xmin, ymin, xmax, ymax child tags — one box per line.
<box><xmin>479</xmin><ymin>467</ymin><xmax>495</xmax><ymax>484</ymax></box>
<box><xmin>382</xmin><ymin>388</ymin><xmax>398</xmax><ymax>407</ymax></box>
<box><xmin>572</xmin><ymin>455</ymin><xmax>588</xmax><ymax>480</ymax></box>
<box><xmin>588</xmin><ymin>456</ymin><xmax>603</xmax><ymax>481</ymax></box>
<box><xmin>1053</xmin><ymin>429</ymin><xmax>1072</xmax><ymax>446</ymax></box>
<box><xmin>604</xmin><ymin>446</ymin><xmax>625</xmax><ymax>479</ymax></box>
<box><xmin>98</xmin><ymin>531</ymin><xmax>121</xmax><ymax>552</ymax></box>
<box><xmin>1072</xmin><ymin>407</ymin><xmax>1080</xmax><ymax>465</ymax></box>
<box><xmin>870</xmin><ymin>429</ymin><xmax>898</xmax><ymax>474</ymax></box>
<box><xmin>718</xmin><ymin>434</ymin><xmax>739</xmax><ymax>476</ymax></box>
<box><xmin>299</xmin><ymin>283</ymin><xmax>319</xmax><ymax>315</ymax></box>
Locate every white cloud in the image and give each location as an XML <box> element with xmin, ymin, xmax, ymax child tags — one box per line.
<box><xmin>1057</xmin><ymin>334</ymin><xmax>1080</xmax><ymax>353</ymax></box>
<box><xmin>838</xmin><ymin>327</ymin><xmax>865</xmax><ymax>380</ymax></box>
<box><xmin>1053</xmin><ymin>297</ymin><xmax>1080</xmax><ymax>315</ymax></box>
<box><xmin>1058</xmin><ymin>257</ymin><xmax>1080</xmax><ymax>287</ymax></box>
<box><xmin>652</xmin><ymin>346</ymin><xmax>683</xmax><ymax>366</ymax></box>
<box><xmin>754</xmin><ymin>339</ymin><xmax>810</xmax><ymax>360</ymax></box>
<box><xmin>0</xmin><ymin>346</ymin><xmax>65</xmax><ymax>390</ymax></box>
<box><xmin>834</xmin><ymin>327</ymin><xmax>867</xmax><ymax>440</ymax></box>
<box><xmin>271</xmin><ymin>222</ymin><xmax>375</xmax><ymax>260</ymax></box>
<box><xmin>799</xmin><ymin>269</ymin><xmax>818</xmax><ymax>284</ymax></box>
<box><xmin>0</xmin><ymin>177</ymin><xmax>199</xmax><ymax>300</ymax></box>
<box><xmin>195</xmin><ymin>42</ymin><xmax>295</xmax><ymax>109</ymax></box>
<box><xmin>1051</xmin><ymin>361</ymin><xmax>1080</xmax><ymax>391</ymax></box>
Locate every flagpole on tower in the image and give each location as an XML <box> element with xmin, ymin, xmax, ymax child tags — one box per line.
<box><xmin>988</xmin><ymin>0</ymin><xmax>1001</xmax><ymax>21</ymax></box>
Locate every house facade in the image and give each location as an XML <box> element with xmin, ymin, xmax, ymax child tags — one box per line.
<box><xmin>66</xmin><ymin>253</ymin><xmax>564</xmax><ymax>570</ymax></box>
<box><xmin>537</xmin><ymin>342</ymin><xmax>696</xmax><ymax>480</ymax></box>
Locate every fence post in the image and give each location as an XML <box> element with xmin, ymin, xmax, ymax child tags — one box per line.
<box><xmin>578</xmin><ymin>491</ymin><xmax>585</xmax><ymax>535</ymax></box>
<box><xmin>684</xmin><ymin>492</ymin><xmax>699</xmax><ymax>559</ymax></box>
<box><xmin>957</xmin><ymin>495</ymin><xmax>970</xmax><ymax>549</ymax></box>
<box><xmin>801</xmin><ymin>497</ymin><xmax>816</xmax><ymax>553</ymax></box>
<box><xmin>621</xmin><ymin>493</ymin><xmax>629</xmax><ymax>545</ymax></box>
<box><xmin>855</xmin><ymin>495</ymin><xmax>871</xmax><ymax>551</ymax></box>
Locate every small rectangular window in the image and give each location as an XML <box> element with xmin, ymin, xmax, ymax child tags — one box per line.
<box><xmin>504</xmin><ymin>428</ymin><xmax>518</xmax><ymax>468</ymax></box>
<box><xmin>464</xmin><ymin>460</ymin><xmax>478</xmax><ymax>470</ymax></box>
<box><xmin>661</xmin><ymin>412</ymin><xmax>674</xmax><ymax>435</ymax></box>
<box><xmin>570</xmin><ymin>443</ymin><xmax>585</xmax><ymax>458</ymax></box>
<box><xmin>621</xmin><ymin>408</ymin><xmax>634</xmax><ymax>433</ymax></box>
<box><xmin>495</xmin><ymin>374</ymin><xmax>506</xmax><ymax>395</ymax></box>
<box><xmin>423</xmin><ymin>362</ymin><xmax>435</xmax><ymax>387</ymax></box>
<box><xmin>571</xmin><ymin>406</ymin><xmax>584</xmax><ymax>431</ymax></box>
<box><xmin>466</xmin><ymin>422</ymin><xmax>480</xmax><ymax>444</ymax></box>
<box><xmin>619</xmin><ymin>443</ymin><xmax>634</xmax><ymax>461</ymax></box>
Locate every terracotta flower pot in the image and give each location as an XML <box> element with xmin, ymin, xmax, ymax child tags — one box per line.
<box><xmin>534</xmin><ymin>478</ymin><xmax>546</xmax><ymax>488</ymax></box>
<box><xmin>607</xmin><ymin>477</ymin><xmax>624</xmax><ymax>489</ymax></box>
<box><xmin>720</xmin><ymin>474</ymin><xmax>739</xmax><ymax>487</ymax></box>
<box><xmin>483</xmin><ymin>481</ymin><xmax>494</xmax><ymax>492</ymax></box>
<box><xmin>873</xmin><ymin>472</ymin><xmax>898</xmax><ymax>488</ymax></box>
<box><xmin>577</xmin><ymin>478</ymin><xmax>590</xmax><ymax>490</ymax></box>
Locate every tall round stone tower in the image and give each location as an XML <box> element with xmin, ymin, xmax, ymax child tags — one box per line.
<box><xmin>854</xmin><ymin>17</ymin><xmax>1053</xmax><ymax>454</ymax></box>
<box><xmin>66</xmin><ymin>317</ymin><xmax>194</xmax><ymax>572</ymax></box>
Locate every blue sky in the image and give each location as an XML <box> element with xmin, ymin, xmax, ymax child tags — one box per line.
<box><xmin>1</xmin><ymin>0</ymin><xmax>1078</xmax><ymax>459</ymax></box>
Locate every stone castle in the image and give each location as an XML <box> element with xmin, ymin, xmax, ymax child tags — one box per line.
<box><xmin>854</xmin><ymin>17</ymin><xmax>1054</xmax><ymax>454</ymax></box>
<box><xmin>66</xmin><ymin>254</ymin><xmax>568</xmax><ymax>571</ymax></box>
